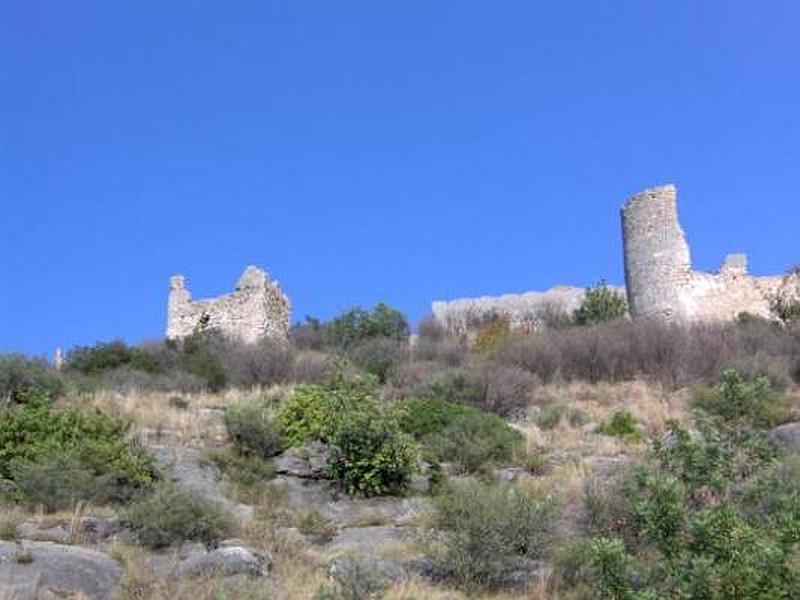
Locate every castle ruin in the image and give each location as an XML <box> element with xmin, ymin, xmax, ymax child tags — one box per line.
<box><xmin>622</xmin><ymin>184</ymin><xmax>799</xmax><ymax>322</ymax></box>
<box><xmin>166</xmin><ymin>266</ymin><xmax>290</xmax><ymax>344</ymax></box>
<box><xmin>432</xmin><ymin>184</ymin><xmax>798</xmax><ymax>334</ymax></box>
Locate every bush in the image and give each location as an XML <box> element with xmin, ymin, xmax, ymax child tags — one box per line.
<box><xmin>178</xmin><ymin>330</ymin><xmax>229</xmax><ymax>392</ymax></box>
<box><xmin>276</xmin><ymin>372</ymin><xmax>416</xmax><ymax>495</ymax></box>
<box><xmin>276</xmin><ymin>374</ymin><xmax>377</xmax><ymax>447</ymax></box>
<box><xmin>573</xmin><ymin>282</ymin><xmax>628</xmax><ymax>326</ymax></box>
<box><xmin>597</xmin><ymin>410</ymin><xmax>641</xmax><ymax>442</ymax></box>
<box><xmin>0</xmin><ymin>354</ymin><xmax>63</xmax><ymax>403</ymax></box>
<box><xmin>0</xmin><ymin>394</ymin><xmax>156</xmax><ymax>509</ymax></box>
<box><xmin>290</xmin><ymin>316</ymin><xmax>328</xmax><ymax>350</ymax></box>
<box><xmin>424</xmin><ymin>410</ymin><xmax>524</xmax><ymax>474</ymax></box>
<box><xmin>562</xmin><ymin>411</ymin><xmax>800</xmax><ymax>598</ymax></box>
<box><xmin>495</xmin><ymin>318</ymin><xmax>800</xmax><ymax>389</ymax></box>
<box><xmin>327</xmin><ymin>409</ymin><xmax>417</xmax><ymax>496</ymax></box>
<box><xmin>66</xmin><ymin>340</ymin><xmax>161</xmax><ymax>375</ymax></box>
<box><xmin>346</xmin><ymin>338</ymin><xmax>408</xmax><ymax>384</ymax></box>
<box><xmin>225</xmin><ymin>402</ymin><xmax>284</xmax><ymax>459</ymax></box>
<box><xmin>121</xmin><ymin>484</ymin><xmax>234</xmax><ymax>549</ymax></box>
<box><xmin>692</xmin><ymin>369</ymin><xmax>789</xmax><ymax>428</ymax></box>
<box><xmin>326</xmin><ymin>303</ymin><xmax>409</xmax><ymax>348</ymax></box>
<box><xmin>220</xmin><ymin>340</ymin><xmax>294</xmax><ymax>388</ymax></box>
<box><xmin>394</xmin><ymin>397</ymin><xmax>473</xmax><ymax>439</ymax></box>
<box><xmin>536</xmin><ymin>403</ymin><xmax>589</xmax><ymax>430</ymax></box>
<box><xmin>428</xmin><ymin>481</ymin><xmax>558</xmax><ymax>592</ymax></box>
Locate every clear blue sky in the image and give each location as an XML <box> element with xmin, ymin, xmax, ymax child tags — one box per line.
<box><xmin>2</xmin><ymin>2</ymin><xmax>799</xmax><ymax>357</ymax></box>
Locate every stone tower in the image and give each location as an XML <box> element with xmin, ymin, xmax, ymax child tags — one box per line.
<box><xmin>621</xmin><ymin>185</ymin><xmax>692</xmax><ymax>320</ymax></box>
<box><xmin>622</xmin><ymin>184</ymin><xmax>799</xmax><ymax>322</ymax></box>
<box><xmin>166</xmin><ymin>266</ymin><xmax>290</xmax><ymax>344</ymax></box>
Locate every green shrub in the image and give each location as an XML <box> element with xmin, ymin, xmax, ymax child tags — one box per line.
<box><xmin>66</xmin><ymin>340</ymin><xmax>161</xmax><ymax>375</ymax></box>
<box><xmin>0</xmin><ymin>396</ymin><xmax>156</xmax><ymax>509</ymax></box>
<box><xmin>573</xmin><ymin>282</ymin><xmax>628</xmax><ymax>326</ymax></box>
<box><xmin>276</xmin><ymin>372</ymin><xmax>416</xmax><ymax>496</ymax></box>
<box><xmin>692</xmin><ymin>369</ymin><xmax>788</xmax><ymax>428</ymax></box>
<box><xmin>428</xmin><ymin>481</ymin><xmax>558</xmax><ymax>592</ymax></box>
<box><xmin>565</xmin><ymin>414</ymin><xmax>799</xmax><ymax>597</ymax></box>
<box><xmin>536</xmin><ymin>403</ymin><xmax>589</xmax><ymax>430</ymax></box>
<box><xmin>394</xmin><ymin>397</ymin><xmax>473</xmax><ymax>439</ymax></box>
<box><xmin>121</xmin><ymin>484</ymin><xmax>234</xmax><ymax>549</ymax></box>
<box><xmin>425</xmin><ymin>368</ymin><xmax>486</xmax><ymax>406</ymax></box>
<box><xmin>597</xmin><ymin>410</ymin><xmax>641</xmax><ymax>442</ymax></box>
<box><xmin>276</xmin><ymin>373</ymin><xmax>378</xmax><ymax>447</ymax></box>
<box><xmin>178</xmin><ymin>330</ymin><xmax>228</xmax><ymax>392</ymax></box>
<box><xmin>326</xmin><ymin>302</ymin><xmax>409</xmax><ymax>348</ymax></box>
<box><xmin>327</xmin><ymin>408</ymin><xmax>417</xmax><ymax>496</ymax></box>
<box><xmin>10</xmin><ymin>447</ymin><xmax>147</xmax><ymax>511</ymax></box>
<box><xmin>346</xmin><ymin>338</ymin><xmax>408</xmax><ymax>384</ymax></box>
<box><xmin>0</xmin><ymin>355</ymin><xmax>63</xmax><ymax>403</ymax></box>
<box><xmin>225</xmin><ymin>402</ymin><xmax>284</xmax><ymax>459</ymax></box>
<box><xmin>585</xmin><ymin>537</ymin><xmax>637</xmax><ymax>600</ymax></box>
<box><xmin>424</xmin><ymin>410</ymin><xmax>524</xmax><ymax>474</ymax></box>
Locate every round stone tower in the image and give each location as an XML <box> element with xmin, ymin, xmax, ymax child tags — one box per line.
<box><xmin>621</xmin><ymin>185</ymin><xmax>692</xmax><ymax>320</ymax></box>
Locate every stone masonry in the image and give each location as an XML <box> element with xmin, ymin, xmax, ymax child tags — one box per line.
<box><xmin>433</xmin><ymin>184</ymin><xmax>798</xmax><ymax>334</ymax></box>
<box><xmin>432</xmin><ymin>286</ymin><xmax>609</xmax><ymax>337</ymax></box>
<box><xmin>622</xmin><ymin>184</ymin><xmax>799</xmax><ymax>322</ymax></box>
<box><xmin>166</xmin><ymin>266</ymin><xmax>290</xmax><ymax>344</ymax></box>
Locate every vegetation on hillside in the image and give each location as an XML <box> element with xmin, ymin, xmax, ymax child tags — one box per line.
<box><xmin>3</xmin><ymin>298</ymin><xmax>800</xmax><ymax>597</ymax></box>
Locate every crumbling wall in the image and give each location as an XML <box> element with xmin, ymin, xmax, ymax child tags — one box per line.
<box><xmin>433</xmin><ymin>184</ymin><xmax>797</xmax><ymax>336</ymax></box>
<box><xmin>432</xmin><ymin>285</ymin><xmax>624</xmax><ymax>336</ymax></box>
<box><xmin>622</xmin><ymin>185</ymin><xmax>799</xmax><ymax>322</ymax></box>
<box><xmin>166</xmin><ymin>266</ymin><xmax>290</xmax><ymax>344</ymax></box>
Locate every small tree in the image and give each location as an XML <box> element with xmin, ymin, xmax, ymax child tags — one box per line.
<box><xmin>326</xmin><ymin>303</ymin><xmax>409</xmax><ymax>348</ymax></box>
<box><xmin>573</xmin><ymin>282</ymin><xmax>628</xmax><ymax>326</ymax></box>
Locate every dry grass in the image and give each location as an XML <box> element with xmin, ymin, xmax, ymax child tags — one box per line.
<box><xmin>532</xmin><ymin>379</ymin><xmax>687</xmax><ymax>434</ymax></box>
<box><xmin>0</xmin><ymin>505</ymin><xmax>25</xmax><ymax>541</ymax></box>
<box><xmin>69</xmin><ymin>386</ymin><xmax>290</xmax><ymax>445</ymax></box>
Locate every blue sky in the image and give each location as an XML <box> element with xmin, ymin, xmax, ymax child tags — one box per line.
<box><xmin>2</xmin><ymin>1</ymin><xmax>799</xmax><ymax>356</ymax></box>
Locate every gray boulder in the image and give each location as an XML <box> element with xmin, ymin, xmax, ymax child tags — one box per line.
<box><xmin>273</xmin><ymin>442</ymin><xmax>330</xmax><ymax>478</ymax></box>
<box><xmin>172</xmin><ymin>545</ymin><xmax>267</xmax><ymax>578</ymax></box>
<box><xmin>0</xmin><ymin>541</ymin><xmax>122</xmax><ymax>600</ymax></box>
<box><xmin>150</xmin><ymin>446</ymin><xmax>253</xmax><ymax>520</ymax></box>
<box><xmin>770</xmin><ymin>422</ymin><xmax>800</xmax><ymax>452</ymax></box>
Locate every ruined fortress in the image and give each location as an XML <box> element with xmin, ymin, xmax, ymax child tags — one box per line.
<box><xmin>432</xmin><ymin>184</ymin><xmax>799</xmax><ymax>333</ymax></box>
<box><xmin>164</xmin><ymin>186</ymin><xmax>797</xmax><ymax>343</ymax></box>
<box><xmin>166</xmin><ymin>266</ymin><xmax>290</xmax><ymax>344</ymax></box>
<box><xmin>623</xmin><ymin>185</ymin><xmax>798</xmax><ymax>321</ymax></box>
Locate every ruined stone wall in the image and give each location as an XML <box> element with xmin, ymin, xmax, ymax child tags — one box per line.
<box><xmin>433</xmin><ymin>184</ymin><xmax>797</xmax><ymax>335</ymax></box>
<box><xmin>622</xmin><ymin>185</ymin><xmax>799</xmax><ymax>322</ymax></box>
<box><xmin>432</xmin><ymin>287</ymin><xmax>587</xmax><ymax>336</ymax></box>
<box><xmin>166</xmin><ymin>266</ymin><xmax>290</xmax><ymax>344</ymax></box>
<box><xmin>432</xmin><ymin>285</ymin><xmax>625</xmax><ymax>336</ymax></box>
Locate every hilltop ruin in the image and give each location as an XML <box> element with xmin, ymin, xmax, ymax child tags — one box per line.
<box><xmin>433</xmin><ymin>184</ymin><xmax>799</xmax><ymax>333</ymax></box>
<box><xmin>622</xmin><ymin>185</ymin><xmax>799</xmax><ymax>321</ymax></box>
<box><xmin>166</xmin><ymin>266</ymin><xmax>290</xmax><ymax>344</ymax></box>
